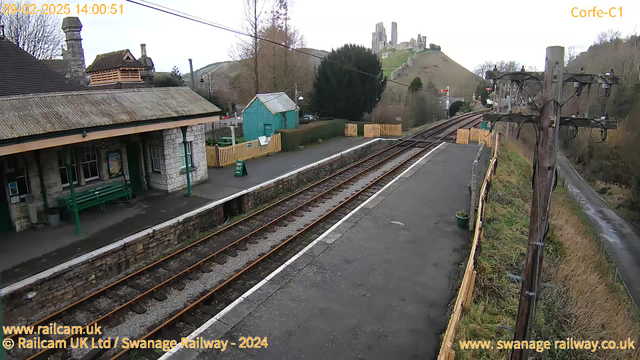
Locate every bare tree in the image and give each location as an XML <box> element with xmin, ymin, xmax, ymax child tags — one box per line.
<box><xmin>473</xmin><ymin>60</ymin><xmax>521</xmax><ymax>77</ymax></box>
<box><xmin>473</xmin><ymin>61</ymin><xmax>494</xmax><ymax>78</ymax></box>
<box><xmin>0</xmin><ymin>1</ymin><xmax>64</xmax><ymax>59</ymax></box>
<box><xmin>565</xmin><ymin>46</ymin><xmax>577</xmax><ymax>65</ymax></box>
<box><xmin>229</xmin><ymin>0</ymin><xmax>267</xmax><ymax>95</ymax></box>
<box><xmin>595</xmin><ymin>29</ymin><xmax>621</xmax><ymax>44</ymax></box>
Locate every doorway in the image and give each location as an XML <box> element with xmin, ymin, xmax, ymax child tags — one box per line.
<box><xmin>264</xmin><ymin>124</ymin><xmax>273</xmax><ymax>137</ymax></box>
<box><xmin>126</xmin><ymin>143</ymin><xmax>143</xmax><ymax>194</ymax></box>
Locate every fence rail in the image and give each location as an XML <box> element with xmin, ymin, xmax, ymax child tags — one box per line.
<box><xmin>363</xmin><ymin>124</ymin><xmax>402</xmax><ymax>138</ymax></box>
<box><xmin>206</xmin><ymin>133</ymin><xmax>281</xmax><ymax>167</ymax></box>
<box><xmin>438</xmin><ymin>132</ymin><xmax>499</xmax><ymax>360</ymax></box>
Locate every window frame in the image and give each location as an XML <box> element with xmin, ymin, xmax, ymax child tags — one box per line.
<box><xmin>150</xmin><ymin>145</ymin><xmax>163</xmax><ymax>173</ymax></box>
<box><xmin>179</xmin><ymin>142</ymin><xmax>193</xmax><ymax>170</ymax></box>
<box><xmin>58</xmin><ymin>150</ymin><xmax>78</xmax><ymax>187</ymax></box>
<box><xmin>80</xmin><ymin>145</ymin><xmax>100</xmax><ymax>182</ymax></box>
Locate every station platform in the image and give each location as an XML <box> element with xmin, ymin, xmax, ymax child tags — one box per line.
<box><xmin>0</xmin><ymin>137</ymin><xmax>375</xmax><ymax>286</ymax></box>
<box><xmin>168</xmin><ymin>143</ymin><xmax>480</xmax><ymax>360</ymax></box>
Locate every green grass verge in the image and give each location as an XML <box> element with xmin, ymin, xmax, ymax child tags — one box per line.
<box><xmin>454</xmin><ymin>147</ymin><xmax>591</xmax><ymax>360</ymax></box>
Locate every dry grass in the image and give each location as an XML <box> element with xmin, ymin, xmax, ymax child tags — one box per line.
<box><xmin>551</xmin><ymin>189</ymin><xmax>640</xmax><ymax>359</ymax></box>
<box><xmin>454</xmin><ymin>139</ymin><xmax>639</xmax><ymax>360</ymax></box>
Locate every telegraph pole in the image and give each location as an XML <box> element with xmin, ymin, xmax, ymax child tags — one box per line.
<box><xmin>484</xmin><ymin>47</ymin><xmax>619</xmax><ymax>360</ymax></box>
<box><xmin>511</xmin><ymin>46</ymin><xmax>564</xmax><ymax>360</ymax></box>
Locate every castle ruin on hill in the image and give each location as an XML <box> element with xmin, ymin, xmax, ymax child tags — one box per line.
<box><xmin>371</xmin><ymin>22</ymin><xmax>426</xmax><ymax>55</ymax></box>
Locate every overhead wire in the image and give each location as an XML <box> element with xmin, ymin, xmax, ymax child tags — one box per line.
<box><xmin>126</xmin><ymin>0</ymin><xmax>426</xmax><ymax>92</ymax></box>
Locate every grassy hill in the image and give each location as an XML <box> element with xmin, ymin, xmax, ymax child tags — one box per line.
<box><xmin>381</xmin><ymin>49</ymin><xmax>414</xmax><ymax>77</ymax></box>
<box><xmin>385</xmin><ymin>50</ymin><xmax>482</xmax><ymax>100</ymax></box>
<box><xmin>188</xmin><ymin>48</ymin><xmax>329</xmax><ymax>85</ymax></box>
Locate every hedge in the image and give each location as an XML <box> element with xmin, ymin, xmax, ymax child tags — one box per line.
<box><xmin>278</xmin><ymin>120</ymin><xmax>346</xmax><ymax>151</ymax></box>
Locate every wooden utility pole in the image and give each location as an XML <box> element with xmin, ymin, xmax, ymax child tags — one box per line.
<box><xmin>484</xmin><ymin>58</ymin><xmax>619</xmax><ymax>359</ymax></box>
<box><xmin>511</xmin><ymin>46</ymin><xmax>564</xmax><ymax>360</ymax></box>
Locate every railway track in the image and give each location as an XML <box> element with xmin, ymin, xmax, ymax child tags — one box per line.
<box><xmin>5</xmin><ymin>111</ymin><xmax>484</xmax><ymax>360</ymax></box>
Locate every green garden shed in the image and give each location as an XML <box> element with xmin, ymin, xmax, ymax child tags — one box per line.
<box><xmin>242</xmin><ymin>92</ymin><xmax>298</xmax><ymax>141</ymax></box>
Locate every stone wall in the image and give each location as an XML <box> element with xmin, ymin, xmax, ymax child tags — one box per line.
<box><xmin>163</xmin><ymin>125</ymin><xmax>208</xmax><ymax>192</ymax></box>
<box><xmin>3</xmin><ymin>203</ymin><xmax>224</xmax><ymax>323</ymax></box>
<box><xmin>2</xmin><ymin>139</ymin><xmax>391</xmax><ymax>322</ymax></box>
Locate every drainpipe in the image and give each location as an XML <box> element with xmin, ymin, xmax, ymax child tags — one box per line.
<box><xmin>65</xmin><ymin>147</ymin><xmax>81</xmax><ymax>235</ymax></box>
<box><xmin>181</xmin><ymin>126</ymin><xmax>192</xmax><ymax>197</ymax></box>
<box><xmin>35</xmin><ymin>150</ymin><xmax>48</xmax><ymax>209</ymax></box>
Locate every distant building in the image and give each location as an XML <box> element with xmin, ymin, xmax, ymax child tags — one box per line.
<box><xmin>41</xmin><ymin>17</ymin><xmax>155</xmax><ymax>89</ymax></box>
<box><xmin>391</xmin><ymin>22</ymin><xmax>398</xmax><ymax>46</ymax></box>
<box><xmin>371</xmin><ymin>22</ymin><xmax>387</xmax><ymax>55</ymax></box>
<box><xmin>242</xmin><ymin>93</ymin><xmax>298</xmax><ymax>141</ymax></box>
<box><xmin>370</xmin><ymin>22</ymin><xmax>426</xmax><ymax>54</ymax></box>
<box><xmin>85</xmin><ymin>49</ymin><xmax>148</xmax><ymax>89</ymax></box>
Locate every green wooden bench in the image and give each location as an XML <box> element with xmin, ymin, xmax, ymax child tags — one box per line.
<box><xmin>57</xmin><ymin>180</ymin><xmax>132</xmax><ymax>218</ymax></box>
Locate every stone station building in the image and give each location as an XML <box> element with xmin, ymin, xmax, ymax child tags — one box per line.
<box><xmin>0</xmin><ymin>88</ymin><xmax>220</xmax><ymax>233</ymax></box>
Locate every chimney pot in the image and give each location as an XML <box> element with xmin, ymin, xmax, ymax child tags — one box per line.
<box><xmin>141</xmin><ymin>44</ymin><xmax>147</xmax><ymax>57</ymax></box>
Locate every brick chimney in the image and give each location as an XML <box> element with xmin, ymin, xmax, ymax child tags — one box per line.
<box><xmin>61</xmin><ymin>17</ymin><xmax>87</xmax><ymax>86</ymax></box>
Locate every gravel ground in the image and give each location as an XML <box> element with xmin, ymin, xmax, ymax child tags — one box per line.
<box><xmin>71</xmin><ymin>148</ymin><xmax>421</xmax><ymax>359</ymax></box>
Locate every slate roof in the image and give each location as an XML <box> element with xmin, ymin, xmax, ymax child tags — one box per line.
<box><xmin>0</xmin><ymin>36</ymin><xmax>84</xmax><ymax>96</ymax></box>
<box><xmin>244</xmin><ymin>92</ymin><xmax>297</xmax><ymax>115</ymax></box>
<box><xmin>41</xmin><ymin>59</ymin><xmax>69</xmax><ymax>76</ymax></box>
<box><xmin>0</xmin><ymin>87</ymin><xmax>221</xmax><ymax>142</ymax></box>
<box><xmin>85</xmin><ymin>49</ymin><xmax>144</xmax><ymax>73</ymax></box>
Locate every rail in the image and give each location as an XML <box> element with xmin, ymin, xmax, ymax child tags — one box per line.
<box><xmin>6</xmin><ymin>111</ymin><xmax>485</xmax><ymax>360</ymax></box>
<box><xmin>112</xmin><ymin>112</ymin><xmax>486</xmax><ymax>360</ymax></box>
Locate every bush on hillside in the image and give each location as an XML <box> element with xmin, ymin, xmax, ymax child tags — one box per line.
<box><xmin>278</xmin><ymin>120</ymin><xmax>346</xmax><ymax>151</ymax></box>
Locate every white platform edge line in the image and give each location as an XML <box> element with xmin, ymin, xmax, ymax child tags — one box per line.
<box><xmin>157</xmin><ymin>142</ymin><xmax>446</xmax><ymax>359</ymax></box>
<box><xmin>0</xmin><ymin>139</ymin><xmax>384</xmax><ymax>297</ymax></box>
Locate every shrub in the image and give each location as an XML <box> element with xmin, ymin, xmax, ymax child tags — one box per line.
<box><xmin>278</xmin><ymin>120</ymin><xmax>346</xmax><ymax>151</ymax></box>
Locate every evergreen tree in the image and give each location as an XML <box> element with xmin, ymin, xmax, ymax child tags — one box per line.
<box><xmin>311</xmin><ymin>44</ymin><xmax>387</xmax><ymax>121</ymax></box>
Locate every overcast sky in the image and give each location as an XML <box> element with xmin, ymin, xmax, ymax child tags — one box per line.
<box><xmin>63</xmin><ymin>0</ymin><xmax>640</xmax><ymax>74</ymax></box>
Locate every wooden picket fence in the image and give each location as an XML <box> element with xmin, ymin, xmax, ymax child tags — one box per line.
<box><xmin>380</xmin><ymin>124</ymin><xmax>402</xmax><ymax>136</ymax></box>
<box><xmin>363</xmin><ymin>124</ymin><xmax>402</xmax><ymax>138</ymax></box>
<box><xmin>364</xmin><ymin>124</ymin><xmax>381</xmax><ymax>138</ymax></box>
<box><xmin>345</xmin><ymin>123</ymin><xmax>358</xmax><ymax>137</ymax></box>
<box><xmin>437</xmin><ymin>132</ymin><xmax>500</xmax><ymax>360</ymax></box>
<box><xmin>206</xmin><ymin>133</ymin><xmax>281</xmax><ymax>167</ymax></box>
<box><xmin>456</xmin><ymin>129</ymin><xmax>470</xmax><ymax>144</ymax></box>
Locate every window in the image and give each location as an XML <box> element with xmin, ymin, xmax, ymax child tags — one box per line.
<box><xmin>80</xmin><ymin>145</ymin><xmax>100</xmax><ymax>182</ymax></box>
<box><xmin>15</xmin><ymin>159</ymin><xmax>30</xmax><ymax>198</ymax></box>
<box><xmin>150</xmin><ymin>145</ymin><xmax>163</xmax><ymax>172</ymax></box>
<box><xmin>179</xmin><ymin>142</ymin><xmax>193</xmax><ymax>170</ymax></box>
<box><xmin>58</xmin><ymin>150</ymin><xmax>78</xmax><ymax>187</ymax></box>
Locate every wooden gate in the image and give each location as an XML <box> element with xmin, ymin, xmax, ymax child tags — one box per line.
<box><xmin>345</xmin><ymin>123</ymin><xmax>358</xmax><ymax>137</ymax></box>
<box><xmin>379</xmin><ymin>124</ymin><xmax>402</xmax><ymax>137</ymax></box>
<box><xmin>456</xmin><ymin>129</ymin><xmax>470</xmax><ymax>144</ymax></box>
<box><xmin>364</xmin><ymin>124</ymin><xmax>381</xmax><ymax>138</ymax></box>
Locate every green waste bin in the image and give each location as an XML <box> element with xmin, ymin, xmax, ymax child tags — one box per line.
<box><xmin>480</xmin><ymin>122</ymin><xmax>488</xmax><ymax>130</ymax></box>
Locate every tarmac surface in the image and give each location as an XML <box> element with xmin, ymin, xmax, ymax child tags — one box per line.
<box><xmin>557</xmin><ymin>155</ymin><xmax>640</xmax><ymax>306</ymax></box>
<box><xmin>0</xmin><ymin>137</ymin><xmax>374</xmax><ymax>286</ymax></box>
<box><xmin>168</xmin><ymin>143</ymin><xmax>480</xmax><ymax>360</ymax></box>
